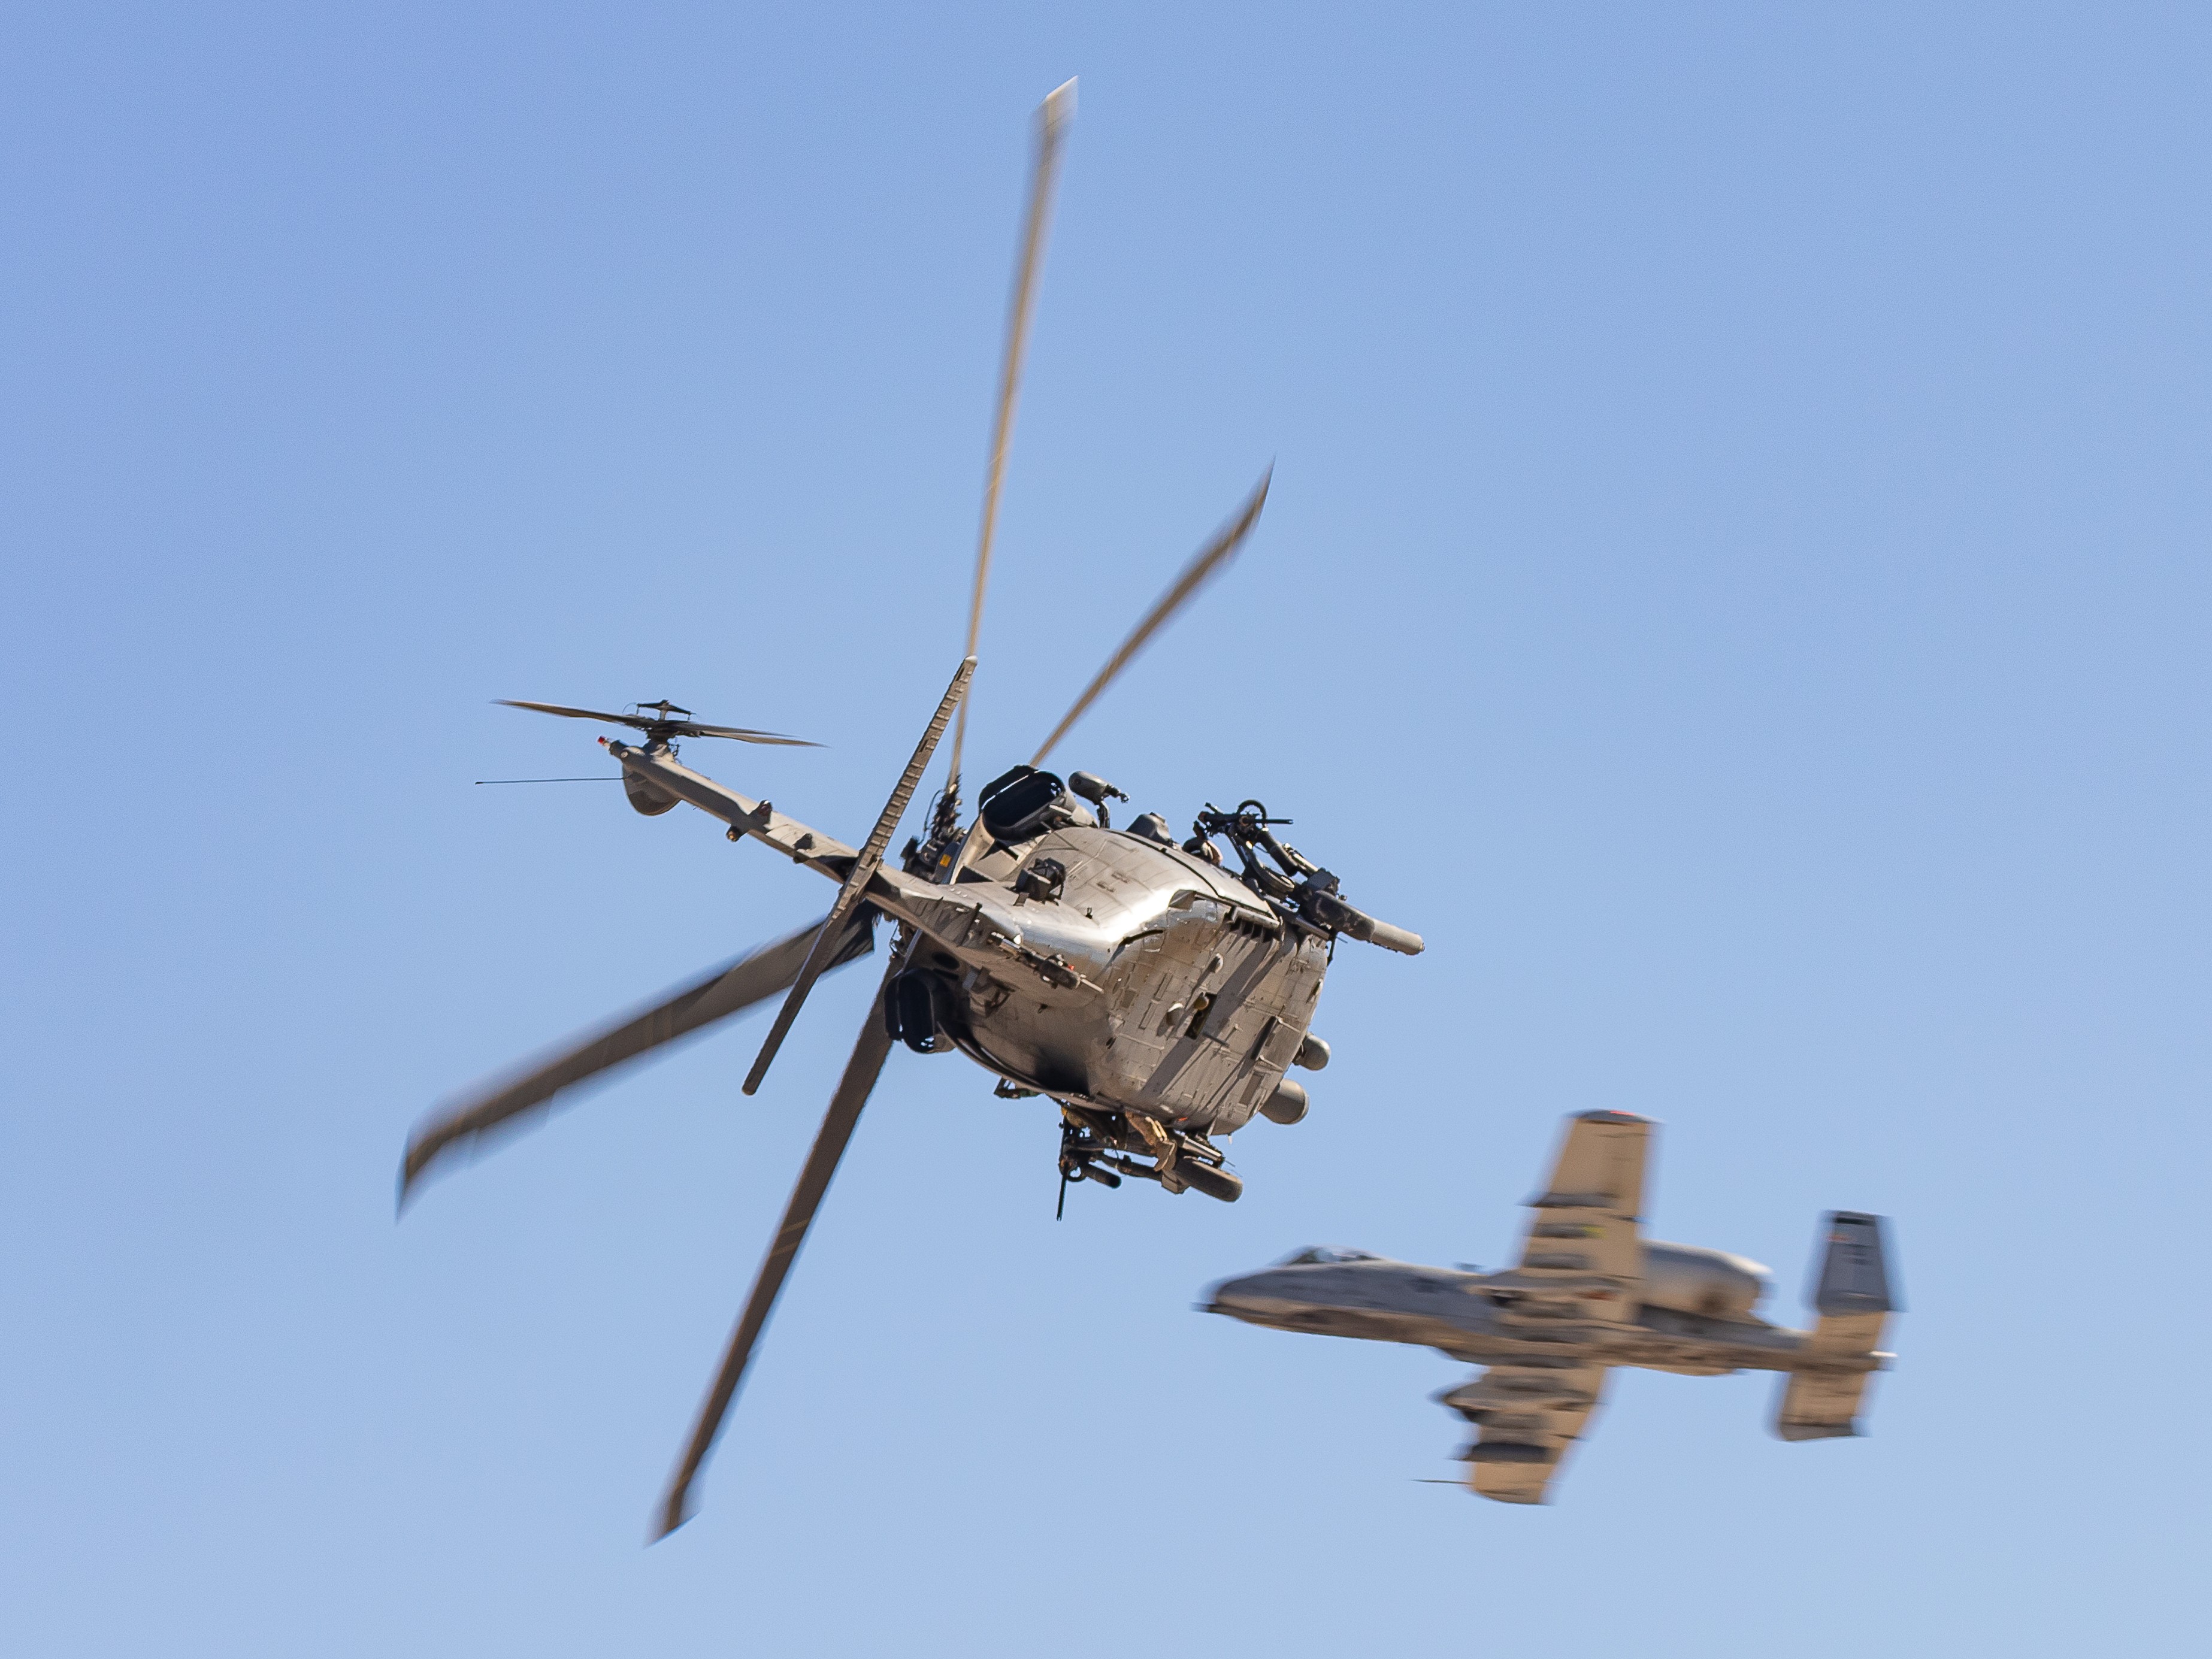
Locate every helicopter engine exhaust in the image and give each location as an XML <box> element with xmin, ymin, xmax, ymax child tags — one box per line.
<box><xmin>883</xmin><ymin>969</ymin><xmax>961</xmax><ymax>1054</ymax></box>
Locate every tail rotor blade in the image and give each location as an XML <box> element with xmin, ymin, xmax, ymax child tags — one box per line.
<box><xmin>945</xmin><ymin>77</ymin><xmax>1077</xmax><ymax>795</ymax></box>
<box><xmin>654</xmin><ymin>977</ymin><xmax>898</xmax><ymax>1539</ymax></box>
<box><xmin>1031</xmin><ymin>467</ymin><xmax>1271</xmax><ymax>768</ymax></box>
<box><xmin>497</xmin><ymin>698</ymin><xmax>640</xmax><ymax>725</ymax></box>
<box><xmin>496</xmin><ymin>700</ymin><xmax>817</xmax><ymax>747</ymax></box>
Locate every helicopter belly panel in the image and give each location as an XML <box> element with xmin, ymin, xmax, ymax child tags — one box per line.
<box><xmin>883</xmin><ymin>826</ymin><xmax>1336</xmax><ymax>1136</ymax></box>
<box><xmin>1093</xmin><ymin>925</ymin><xmax>1329</xmax><ymax>1131</ymax></box>
<box><xmin>1209</xmin><ymin>933</ymin><xmax>1329</xmax><ymax>1130</ymax></box>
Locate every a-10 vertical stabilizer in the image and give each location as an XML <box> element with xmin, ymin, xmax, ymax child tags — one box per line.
<box><xmin>1773</xmin><ymin>1212</ymin><xmax>1899</xmax><ymax>1442</ymax></box>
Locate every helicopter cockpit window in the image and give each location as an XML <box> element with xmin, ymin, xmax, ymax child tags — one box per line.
<box><xmin>1276</xmin><ymin>1246</ymin><xmax>1378</xmax><ymax>1266</ymax></box>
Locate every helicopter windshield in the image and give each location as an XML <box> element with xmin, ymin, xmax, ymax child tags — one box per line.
<box><xmin>1276</xmin><ymin>1246</ymin><xmax>1379</xmax><ymax>1266</ymax></box>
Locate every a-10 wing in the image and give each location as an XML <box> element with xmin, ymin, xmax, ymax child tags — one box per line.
<box><xmin>1439</xmin><ymin>1363</ymin><xmax>1610</xmax><ymax>1504</ymax></box>
<box><xmin>1439</xmin><ymin>1111</ymin><xmax>1653</xmax><ymax>1502</ymax></box>
<box><xmin>1509</xmin><ymin>1108</ymin><xmax>1649</xmax><ymax>1286</ymax></box>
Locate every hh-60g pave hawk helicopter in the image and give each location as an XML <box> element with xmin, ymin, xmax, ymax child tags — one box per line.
<box><xmin>398</xmin><ymin>79</ymin><xmax>1423</xmax><ymax>1539</ymax></box>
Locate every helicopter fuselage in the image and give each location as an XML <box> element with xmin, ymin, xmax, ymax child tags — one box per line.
<box><xmin>609</xmin><ymin>738</ymin><xmax>1343</xmax><ymax>1188</ymax></box>
<box><xmin>894</xmin><ymin>822</ymin><xmax>1330</xmax><ymax>1134</ymax></box>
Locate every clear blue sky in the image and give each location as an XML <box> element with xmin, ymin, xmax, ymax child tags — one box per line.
<box><xmin>5</xmin><ymin>4</ymin><xmax>2206</xmax><ymax>1654</ymax></box>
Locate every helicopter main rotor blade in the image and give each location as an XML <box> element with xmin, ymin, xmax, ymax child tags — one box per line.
<box><xmin>1030</xmin><ymin>467</ymin><xmax>1272</xmax><ymax>768</ymax></box>
<box><xmin>397</xmin><ymin>912</ymin><xmax>876</xmax><ymax>1207</ymax></box>
<box><xmin>654</xmin><ymin>966</ymin><xmax>898</xmax><ymax>1539</ymax></box>
<box><xmin>945</xmin><ymin>77</ymin><xmax>1076</xmax><ymax>794</ymax></box>
<box><xmin>743</xmin><ymin>656</ymin><xmax>973</xmax><ymax>1096</ymax></box>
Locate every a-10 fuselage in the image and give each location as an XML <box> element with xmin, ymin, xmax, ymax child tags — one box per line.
<box><xmin>1207</xmin><ymin>1251</ymin><xmax>1877</xmax><ymax>1380</ymax></box>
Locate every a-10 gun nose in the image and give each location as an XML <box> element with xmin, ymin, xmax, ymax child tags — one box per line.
<box><xmin>1202</xmin><ymin>1271</ymin><xmax>1299</xmax><ymax>1322</ymax></box>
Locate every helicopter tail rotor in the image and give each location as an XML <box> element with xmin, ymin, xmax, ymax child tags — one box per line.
<box><xmin>497</xmin><ymin>698</ymin><xmax>819</xmax><ymax>749</ymax></box>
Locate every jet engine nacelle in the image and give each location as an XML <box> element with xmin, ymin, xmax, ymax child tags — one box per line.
<box><xmin>1638</xmin><ymin>1241</ymin><xmax>1772</xmax><ymax>1321</ymax></box>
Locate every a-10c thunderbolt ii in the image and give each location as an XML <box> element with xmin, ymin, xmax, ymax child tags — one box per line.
<box><xmin>1205</xmin><ymin>1110</ymin><xmax>1898</xmax><ymax>1503</ymax></box>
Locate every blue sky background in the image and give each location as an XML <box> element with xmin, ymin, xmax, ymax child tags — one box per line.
<box><xmin>4</xmin><ymin>4</ymin><xmax>2207</xmax><ymax>1653</ymax></box>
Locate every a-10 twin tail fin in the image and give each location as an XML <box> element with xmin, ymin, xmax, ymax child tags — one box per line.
<box><xmin>1774</xmin><ymin>1211</ymin><xmax>1899</xmax><ymax>1442</ymax></box>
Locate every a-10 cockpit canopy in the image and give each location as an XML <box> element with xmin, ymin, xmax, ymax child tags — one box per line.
<box><xmin>1276</xmin><ymin>1246</ymin><xmax>1382</xmax><ymax>1266</ymax></box>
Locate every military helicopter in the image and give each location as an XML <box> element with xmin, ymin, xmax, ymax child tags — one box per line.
<box><xmin>399</xmin><ymin>78</ymin><xmax>1423</xmax><ymax>1539</ymax></box>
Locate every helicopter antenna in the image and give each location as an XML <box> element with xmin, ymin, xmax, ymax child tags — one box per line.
<box><xmin>942</xmin><ymin>77</ymin><xmax>1076</xmax><ymax>815</ymax></box>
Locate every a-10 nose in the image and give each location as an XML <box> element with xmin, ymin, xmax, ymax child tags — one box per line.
<box><xmin>1202</xmin><ymin>1270</ymin><xmax>1295</xmax><ymax>1320</ymax></box>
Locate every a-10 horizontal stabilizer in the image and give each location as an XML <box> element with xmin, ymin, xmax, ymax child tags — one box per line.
<box><xmin>1774</xmin><ymin>1211</ymin><xmax>1898</xmax><ymax>1442</ymax></box>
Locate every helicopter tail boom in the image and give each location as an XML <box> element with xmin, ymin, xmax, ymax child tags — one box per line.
<box><xmin>607</xmin><ymin>740</ymin><xmax>858</xmax><ymax>880</ymax></box>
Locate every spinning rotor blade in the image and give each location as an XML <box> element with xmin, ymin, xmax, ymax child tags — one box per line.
<box><xmin>945</xmin><ymin>77</ymin><xmax>1076</xmax><ymax>793</ymax></box>
<box><xmin>655</xmin><ymin>964</ymin><xmax>898</xmax><ymax>1539</ymax></box>
<box><xmin>679</xmin><ymin>722</ymin><xmax>819</xmax><ymax>747</ymax></box>
<box><xmin>497</xmin><ymin>700</ymin><xmax>816</xmax><ymax>747</ymax></box>
<box><xmin>397</xmin><ymin>912</ymin><xmax>876</xmax><ymax>1207</ymax></box>
<box><xmin>497</xmin><ymin>698</ymin><xmax>639</xmax><ymax>725</ymax></box>
<box><xmin>1030</xmin><ymin>467</ymin><xmax>1272</xmax><ymax>767</ymax></box>
<box><xmin>743</xmin><ymin>656</ymin><xmax>973</xmax><ymax>1095</ymax></box>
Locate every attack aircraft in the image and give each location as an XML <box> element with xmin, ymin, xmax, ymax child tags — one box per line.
<box><xmin>1205</xmin><ymin>1110</ymin><xmax>1899</xmax><ymax>1503</ymax></box>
